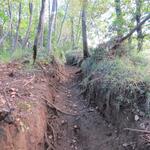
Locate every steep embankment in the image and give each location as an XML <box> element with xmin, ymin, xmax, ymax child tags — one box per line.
<box><xmin>0</xmin><ymin>61</ymin><xmax>149</xmax><ymax>150</ymax></box>
<box><xmin>45</xmin><ymin>64</ymin><xmax>150</xmax><ymax>150</ymax></box>
<box><xmin>0</xmin><ymin>62</ymin><xmax>48</xmax><ymax>150</ymax></box>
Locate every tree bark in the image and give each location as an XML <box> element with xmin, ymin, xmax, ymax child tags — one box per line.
<box><xmin>22</xmin><ymin>2</ymin><xmax>33</xmax><ymax>49</ymax></box>
<box><xmin>136</xmin><ymin>0</ymin><xmax>143</xmax><ymax>52</ymax></box>
<box><xmin>57</xmin><ymin>0</ymin><xmax>70</xmax><ymax>44</ymax></box>
<box><xmin>33</xmin><ymin>0</ymin><xmax>46</xmax><ymax>63</ymax></box>
<box><xmin>71</xmin><ymin>17</ymin><xmax>75</xmax><ymax>50</ymax></box>
<box><xmin>39</xmin><ymin>24</ymin><xmax>44</xmax><ymax>48</ymax></box>
<box><xmin>111</xmin><ymin>13</ymin><xmax>150</xmax><ymax>49</ymax></box>
<box><xmin>115</xmin><ymin>0</ymin><xmax>123</xmax><ymax>37</ymax></box>
<box><xmin>82</xmin><ymin>0</ymin><xmax>90</xmax><ymax>59</ymax></box>
<box><xmin>7</xmin><ymin>0</ymin><xmax>13</xmax><ymax>38</ymax></box>
<box><xmin>13</xmin><ymin>2</ymin><xmax>22</xmax><ymax>50</ymax></box>
<box><xmin>76</xmin><ymin>10</ymin><xmax>82</xmax><ymax>46</ymax></box>
<box><xmin>47</xmin><ymin>0</ymin><xmax>57</xmax><ymax>53</ymax></box>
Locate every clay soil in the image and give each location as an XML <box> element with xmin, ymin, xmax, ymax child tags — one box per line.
<box><xmin>0</xmin><ymin>61</ymin><xmax>150</xmax><ymax>150</ymax></box>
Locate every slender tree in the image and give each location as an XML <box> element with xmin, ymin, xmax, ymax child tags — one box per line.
<box><xmin>7</xmin><ymin>0</ymin><xmax>13</xmax><ymax>38</ymax></box>
<box><xmin>71</xmin><ymin>17</ymin><xmax>75</xmax><ymax>50</ymax></box>
<box><xmin>33</xmin><ymin>0</ymin><xmax>46</xmax><ymax>63</ymax></box>
<box><xmin>57</xmin><ymin>0</ymin><xmax>70</xmax><ymax>44</ymax></box>
<box><xmin>111</xmin><ymin>13</ymin><xmax>150</xmax><ymax>49</ymax></box>
<box><xmin>82</xmin><ymin>0</ymin><xmax>90</xmax><ymax>58</ymax></box>
<box><xmin>47</xmin><ymin>0</ymin><xmax>57</xmax><ymax>53</ymax></box>
<box><xmin>39</xmin><ymin>1</ymin><xmax>46</xmax><ymax>48</ymax></box>
<box><xmin>13</xmin><ymin>2</ymin><xmax>22</xmax><ymax>50</ymax></box>
<box><xmin>115</xmin><ymin>0</ymin><xmax>123</xmax><ymax>37</ymax></box>
<box><xmin>136</xmin><ymin>0</ymin><xmax>143</xmax><ymax>52</ymax></box>
<box><xmin>22</xmin><ymin>2</ymin><xmax>33</xmax><ymax>48</ymax></box>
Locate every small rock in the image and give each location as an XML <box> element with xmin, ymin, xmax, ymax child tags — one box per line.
<box><xmin>11</xmin><ymin>95</ymin><xmax>15</xmax><ymax>98</ymax></box>
<box><xmin>61</xmin><ymin>120</ymin><xmax>67</xmax><ymax>125</ymax></box>
<box><xmin>88</xmin><ymin>108</ymin><xmax>94</xmax><ymax>112</ymax></box>
<box><xmin>123</xmin><ymin>143</ymin><xmax>128</xmax><ymax>147</ymax></box>
<box><xmin>49</xmin><ymin>135</ymin><xmax>53</xmax><ymax>140</ymax></box>
<box><xmin>134</xmin><ymin>115</ymin><xmax>139</xmax><ymax>121</ymax></box>
<box><xmin>95</xmin><ymin>106</ymin><xmax>99</xmax><ymax>110</ymax></box>
<box><xmin>73</xmin><ymin>125</ymin><xmax>80</xmax><ymax>134</ymax></box>
<box><xmin>140</xmin><ymin>123</ymin><xmax>146</xmax><ymax>129</ymax></box>
<box><xmin>11</xmin><ymin>92</ymin><xmax>16</xmax><ymax>95</ymax></box>
<box><xmin>72</xmin><ymin>139</ymin><xmax>76</xmax><ymax>143</ymax></box>
<box><xmin>73</xmin><ymin>125</ymin><xmax>78</xmax><ymax>129</ymax></box>
<box><xmin>73</xmin><ymin>104</ymin><xmax>77</xmax><ymax>107</ymax></box>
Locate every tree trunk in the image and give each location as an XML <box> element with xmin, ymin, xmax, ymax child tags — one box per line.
<box><xmin>71</xmin><ymin>17</ymin><xmax>75</xmax><ymax>50</ymax></box>
<box><xmin>33</xmin><ymin>0</ymin><xmax>46</xmax><ymax>63</ymax></box>
<box><xmin>115</xmin><ymin>0</ymin><xmax>123</xmax><ymax>37</ymax></box>
<box><xmin>76</xmin><ymin>10</ymin><xmax>81</xmax><ymax>46</ymax></box>
<box><xmin>57</xmin><ymin>0</ymin><xmax>70</xmax><ymax>44</ymax></box>
<box><xmin>136</xmin><ymin>0</ymin><xmax>143</xmax><ymax>52</ymax></box>
<box><xmin>22</xmin><ymin>2</ymin><xmax>33</xmax><ymax>49</ymax></box>
<box><xmin>82</xmin><ymin>0</ymin><xmax>90</xmax><ymax>59</ymax></box>
<box><xmin>7</xmin><ymin>0</ymin><xmax>13</xmax><ymax>38</ymax></box>
<box><xmin>39</xmin><ymin>24</ymin><xmax>44</xmax><ymax>48</ymax></box>
<box><xmin>13</xmin><ymin>2</ymin><xmax>22</xmax><ymax>50</ymax></box>
<box><xmin>47</xmin><ymin>0</ymin><xmax>57</xmax><ymax>53</ymax></box>
<box><xmin>53</xmin><ymin>0</ymin><xmax>58</xmax><ymax>36</ymax></box>
<box><xmin>111</xmin><ymin>13</ymin><xmax>150</xmax><ymax>49</ymax></box>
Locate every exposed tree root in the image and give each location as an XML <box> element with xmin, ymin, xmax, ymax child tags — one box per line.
<box><xmin>44</xmin><ymin>132</ymin><xmax>55</xmax><ymax>150</ymax></box>
<box><xmin>42</xmin><ymin>97</ymin><xmax>78</xmax><ymax>116</ymax></box>
<box><xmin>124</xmin><ymin>128</ymin><xmax>150</xmax><ymax>134</ymax></box>
<box><xmin>23</xmin><ymin>74</ymin><xmax>35</xmax><ymax>87</ymax></box>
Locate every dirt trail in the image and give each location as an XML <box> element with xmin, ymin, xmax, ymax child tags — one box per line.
<box><xmin>48</xmin><ymin>66</ymin><xmax>119</xmax><ymax>150</ymax></box>
<box><xmin>0</xmin><ymin>62</ymin><xmax>142</xmax><ymax>150</ymax></box>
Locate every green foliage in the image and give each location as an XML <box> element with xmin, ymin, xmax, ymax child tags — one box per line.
<box><xmin>82</xmin><ymin>56</ymin><xmax>150</xmax><ymax>118</ymax></box>
<box><xmin>0</xmin><ymin>49</ymin><xmax>11</xmax><ymax>63</ymax></box>
<box><xmin>0</xmin><ymin>47</ymin><xmax>32</xmax><ymax>63</ymax></box>
<box><xmin>0</xmin><ymin>11</ymin><xmax>8</xmax><ymax>24</ymax></box>
<box><xmin>65</xmin><ymin>50</ymin><xmax>82</xmax><ymax>65</ymax></box>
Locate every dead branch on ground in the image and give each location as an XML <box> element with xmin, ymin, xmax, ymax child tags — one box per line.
<box><xmin>124</xmin><ymin>128</ymin><xmax>150</xmax><ymax>134</ymax></box>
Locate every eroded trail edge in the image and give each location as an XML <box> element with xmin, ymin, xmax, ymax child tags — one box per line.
<box><xmin>45</xmin><ymin>65</ymin><xmax>120</xmax><ymax>150</ymax></box>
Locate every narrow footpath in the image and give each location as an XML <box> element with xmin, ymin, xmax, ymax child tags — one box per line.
<box><xmin>46</xmin><ymin>66</ymin><xmax>118</xmax><ymax>150</ymax></box>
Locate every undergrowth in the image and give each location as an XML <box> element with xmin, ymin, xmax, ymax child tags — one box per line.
<box><xmin>81</xmin><ymin>46</ymin><xmax>150</xmax><ymax>124</ymax></box>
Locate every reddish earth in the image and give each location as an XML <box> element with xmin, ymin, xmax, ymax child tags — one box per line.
<box><xmin>0</xmin><ymin>62</ymin><xmax>47</xmax><ymax>150</ymax></box>
<box><xmin>0</xmin><ymin>61</ymin><xmax>150</xmax><ymax>150</ymax></box>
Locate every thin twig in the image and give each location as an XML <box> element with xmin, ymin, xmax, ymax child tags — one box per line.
<box><xmin>23</xmin><ymin>74</ymin><xmax>35</xmax><ymax>87</ymax></box>
<box><xmin>42</xmin><ymin>97</ymin><xmax>78</xmax><ymax>116</ymax></box>
<box><xmin>3</xmin><ymin>87</ymin><xmax>11</xmax><ymax>110</ymax></box>
<box><xmin>44</xmin><ymin>132</ymin><xmax>55</xmax><ymax>150</ymax></box>
<box><xmin>124</xmin><ymin>128</ymin><xmax>150</xmax><ymax>134</ymax></box>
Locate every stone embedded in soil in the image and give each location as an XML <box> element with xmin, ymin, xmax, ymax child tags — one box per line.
<box><xmin>134</xmin><ymin>115</ymin><xmax>140</xmax><ymax>121</ymax></box>
<box><xmin>72</xmin><ymin>139</ymin><xmax>77</xmax><ymax>143</ymax></box>
<box><xmin>61</xmin><ymin>120</ymin><xmax>68</xmax><ymax>125</ymax></box>
<box><xmin>73</xmin><ymin>104</ymin><xmax>77</xmax><ymax>107</ymax></box>
<box><xmin>49</xmin><ymin>135</ymin><xmax>53</xmax><ymax>140</ymax></box>
<box><xmin>11</xmin><ymin>95</ymin><xmax>15</xmax><ymax>98</ymax></box>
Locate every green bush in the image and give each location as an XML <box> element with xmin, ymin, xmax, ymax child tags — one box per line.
<box><xmin>65</xmin><ymin>50</ymin><xmax>83</xmax><ymax>65</ymax></box>
<box><xmin>82</xmin><ymin>57</ymin><xmax>150</xmax><ymax>123</ymax></box>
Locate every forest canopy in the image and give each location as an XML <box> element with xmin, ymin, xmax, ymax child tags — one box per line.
<box><xmin>0</xmin><ymin>0</ymin><xmax>149</xmax><ymax>63</ymax></box>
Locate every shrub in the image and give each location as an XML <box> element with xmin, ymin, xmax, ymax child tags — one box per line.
<box><xmin>81</xmin><ymin>57</ymin><xmax>150</xmax><ymax>126</ymax></box>
<box><xmin>65</xmin><ymin>50</ymin><xmax>83</xmax><ymax>65</ymax></box>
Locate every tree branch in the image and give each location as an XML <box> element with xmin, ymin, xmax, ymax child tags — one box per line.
<box><xmin>112</xmin><ymin>13</ymin><xmax>150</xmax><ymax>49</ymax></box>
